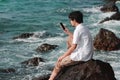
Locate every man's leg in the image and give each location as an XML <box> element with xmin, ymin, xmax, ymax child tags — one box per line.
<box><xmin>49</xmin><ymin>56</ymin><xmax>75</xmax><ymax>80</ymax></box>
<box><xmin>67</xmin><ymin>35</ymin><xmax>73</xmax><ymax>49</ymax></box>
<box><xmin>49</xmin><ymin>60</ymin><xmax>62</xmax><ymax>80</ymax></box>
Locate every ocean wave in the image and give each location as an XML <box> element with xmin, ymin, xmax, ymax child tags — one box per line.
<box><xmin>14</xmin><ymin>31</ymin><xmax>65</xmax><ymax>43</ymax></box>
<box><xmin>99</xmin><ymin>12</ymin><xmax>116</xmax><ymax>19</ymax></box>
<box><xmin>33</xmin><ymin>31</ymin><xmax>60</xmax><ymax>38</ymax></box>
<box><xmin>83</xmin><ymin>6</ymin><xmax>101</xmax><ymax>13</ymax></box>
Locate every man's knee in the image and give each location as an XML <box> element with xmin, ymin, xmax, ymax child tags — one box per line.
<box><xmin>55</xmin><ymin>61</ymin><xmax>62</xmax><ymax>70</ymax></box>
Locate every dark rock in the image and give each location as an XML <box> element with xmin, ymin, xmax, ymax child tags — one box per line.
<box><xmin>100</xmin><ymin>12</ymin><xmax>120</xmax><ymax>23</ymax></box>
<box><xmin>55</xmin><ymin>59</ymin><xmax>116</xmax><ymax>80</ymax></box>
<box><xmin>36</xmin><ymin>43</ymin><xmax>58</xmax><ymax>52</ymax></box>
<box><xmin>21</xmin><ymin>57</ymin><xmax>44</xmax><ymax>66</ymax></box>
<box><xmin>99</xmin><ymin>17</ymin><xmax>111</xmax><ymax>23</ymax></box>
<box><xmin>13</xmin><ymin>33</ymin><xmax>34</xmax><ymax>39</ymax></box>
<box><xmin>32</xmin><ymin>74</ymin><xmax>50</xmax><ymax>80</ymax></box>
<box><xmin>104</xmin><ymin>0</ymin><xmax>120</xmax><ymax>2</ymax></box>
<box><xmin>110</xmin><ymin>12</ymin><xmax>120</xmax><ymax>20</ymax></box>
<box><xmin>104</xmin><ymin>0</ymin><xmax>117</xmax><ymax>2</ymax></box>
<box><xmin>0</xmin><ymin>68</ymin><xmax>15</xmax><ymax>73</ymax></box>
<box><xmin>94</xmin><ymin>28</ymin><xmax>120</xmax><ymax>51</ymax></box>
<box><xmin>100</xmin><ymin>1</ymin><xmax>119</xmax><ymax>12</ymax></box>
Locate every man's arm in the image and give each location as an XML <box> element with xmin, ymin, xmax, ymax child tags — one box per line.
<box><xmin>58</xmin><ymin>44</ymin><xmax>77</xmax><ymax>61</ymax></box>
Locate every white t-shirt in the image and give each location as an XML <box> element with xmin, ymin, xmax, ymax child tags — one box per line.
<box><xmin>70</xmin><ymin>24</ymin><xmax>93</xmax><ymax>61</ymax></box>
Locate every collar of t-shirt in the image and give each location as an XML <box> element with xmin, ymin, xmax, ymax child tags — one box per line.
<box><xmin>75</xmin><ymin>23</ymin><xmax>83</xmax><ymax>28</ymax></box>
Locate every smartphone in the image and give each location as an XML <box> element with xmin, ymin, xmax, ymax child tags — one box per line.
<box><xmin>60</xmin><ymin>22</ymin><xmax>66</xmax><ymax>30</ymax></box>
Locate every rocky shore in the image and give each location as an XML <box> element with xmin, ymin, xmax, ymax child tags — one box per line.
<box><xmin>1</xmin><ymin>0</ymin><xmax>120</xmax><ymax>80</ymax></box>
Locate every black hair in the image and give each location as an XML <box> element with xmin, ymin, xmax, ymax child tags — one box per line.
<box><xmin>68</xmin><ymin>11</ymin><xmax>83</xmax><ymax>23</ymax></box>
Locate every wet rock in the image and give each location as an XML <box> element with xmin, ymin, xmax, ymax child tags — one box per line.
<box><xmin>99</xmin><ymin>12</ymin><xmax>120</xmax><ymax>23</ymax></box>
<box><xmin>94</xmin><ymin>28</ymin><xmax>120</xmax><ymax>51</ymax></box>
<box><xmin>104</xmin><ymin>0</ymin><xmax>120</xmax><ymax>2</ymax></box>
<box><xmin>99</xmin><ymin>17</ymin><xmax>111</xmax><ymax>23</ymax></box>
<box><xmin>36</xmin><ymin>43</ymin><xmax>58</xmax><ymax>52</ymax></box>
<box><xmin>55</xmin><ymin>59</ymin><xmax>116</xmax><ymax>80</ymax></box>
<box><xmin>13</xmin><ymin>33</ymin><xmax>34</xmax><ymax>39</ymax></box>
<box><xmin>0</xmin><ymin>68</ymin><xmax>15</xmax><ymax>73</ymax></box>
<box><xmin>32</xmin><ymin>74</ymin><xmax>50</xmax><ymax>80</ymax></box>
<box><xmin>100</xmin><ymin>1</ymin><xmax>119</xmax><ymax>12</ymax></box>
<box><xmin>21</xmin><ymin>57</ymin><xmax>44</xmax><ymax>66</ymax></box>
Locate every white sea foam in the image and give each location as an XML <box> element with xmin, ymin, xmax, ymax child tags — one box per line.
<box><xmin>102</xmin><ymin>20</ymin><xmax>120</xmax><ymax>26</ymax></box>
<box><xmin>45</xmin><ymin>37</ymin><xmax>65</xmax><ymax>43</ymax></box>
<box><xmin>15</xmin><ymin>54</ymin><xmax>32</xmax><ymax>59</ymax></box>
<box><xmin>99</xmin><ymin>12</ymin><xmax>116</xmax><ymax>19</ymax></box>
<box><xmin>15</xmin><ymin>37</ymin><xmax>42</xmax><ymax>43</ymax></box>
<box><xmin>22</xmin><ymin>75</ymin><xmax>32</xmax><ymax>80</ymax></box>
<box><xmin>116</xmin><ymin>1</ymin><xmax>120</xmax><ymax>3</ymax></box>
<box><xmin>33</xmin><ymin>31</ymin><xmax>49</xmax><ymax>38</ymax></box>
<box><xmin>14</xmin><ymin>31</ymin><xmax>64</xmax><ymax>43</ymax></box>
<box><xmin>83</xmin><ymin>6</ymin><xmax>101</xmax><ymax>13</ymax></box>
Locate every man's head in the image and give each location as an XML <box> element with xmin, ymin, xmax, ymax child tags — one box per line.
<box><xmin>68</xmin><ymin>11</ymin><xmax>83</xmax><ymax>27</ymax></box>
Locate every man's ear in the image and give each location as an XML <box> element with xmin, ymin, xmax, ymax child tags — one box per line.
<box><xmin>73</xmin><ymin>19</ymin><xmax>76</xmax><ymax>22</ymax></box>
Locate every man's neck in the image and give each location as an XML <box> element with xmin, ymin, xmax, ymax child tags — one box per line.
<box><xmin>74</xmin><ymin>23</ymin><xmax>81</xmax><ymax>27</ymax></box>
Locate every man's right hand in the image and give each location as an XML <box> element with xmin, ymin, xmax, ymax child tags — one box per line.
<box><xmin>64</xmin><ymin>27</ymin><xmax>72</xmax><ymax>36</ymax></box>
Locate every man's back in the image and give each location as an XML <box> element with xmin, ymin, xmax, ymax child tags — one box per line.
<box><xmin>70</xmin><ymin>24</ymin><xmax>93</xmax><ymax>61</ymax></box>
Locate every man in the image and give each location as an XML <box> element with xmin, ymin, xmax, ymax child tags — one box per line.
<box><xmin>49</xmin><ymin>11</ymin><xmax>93</xmax><ymax>80</ymax></box>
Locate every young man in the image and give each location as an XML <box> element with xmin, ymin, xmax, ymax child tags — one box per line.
<box><xmin>49</xmin><ymin>11</ymin><xmax>93</xmax><ymax>80</ymax></box>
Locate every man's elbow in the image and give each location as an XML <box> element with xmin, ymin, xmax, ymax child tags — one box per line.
<box><xmin>71</xmin><ymin>44</ymin><xmax>77</xmax><ymax>49</ymax></box>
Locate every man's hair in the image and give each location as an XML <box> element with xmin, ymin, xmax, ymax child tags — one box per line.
<box><xmin>68</xmin><ymin>11</ymin><xmax>83</xmax><ymax>23</ymax></box>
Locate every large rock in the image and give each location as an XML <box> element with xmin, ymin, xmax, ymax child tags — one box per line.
<box><xmin>100</xmin><ymin>1</ymin><xmax>119</xmax><ymax>12</ymax></box>
<box><xmin>94</xmin><ymin>28</ymin><xmax>120</xmax><ymax>51</ymax></box>
<box><xmin>21</xmin><ymin>57</ymin><xmax>44</xmax><ymax>66</ymax></box>
<box><xmin>36</xmin><ymin>43</ymin><xmax>58</xmax><ymax>52</ymax></box>
<box><xmin>99</xmin><ymin>12</ymin><xmax>120</xmax><ymax>23</ymax></box>
<box><xmin>13</xmin><ymin>33</ymin><xmax>34</xmax><ymax>39</ymax></box>
<box><xmin>55</xmin><ymin>59</ymin><xmax>116</xmax><ymax>80</ymax></box>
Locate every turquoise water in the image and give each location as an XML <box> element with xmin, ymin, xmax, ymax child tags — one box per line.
<box><xmin>0</xmin><ymin>0</ymin><xmax>120</xmax><ymax>80</ymax></box>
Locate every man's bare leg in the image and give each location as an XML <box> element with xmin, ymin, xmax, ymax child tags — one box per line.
<box><xmin>49</xmin><ymin>35</ymin><xmax>73</xmax><ymax>80</ymax></box>
<box><xmin>49</xmin><ymin>61</ymin><xmax>61</xmax><ymax>80</ymax></box>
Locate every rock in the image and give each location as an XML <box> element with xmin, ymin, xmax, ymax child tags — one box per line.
<box><xmin>99</xmin><ymin>12</ymin><xmax>120</xmax><ymax>23</ymax></box>
<box><xmin>100</xmin><ymin>1</ymin><xmax>119</xmax><ymax>12</ymax></box>
<box><xmin>0</xmin><ymin>68</ymin><xmax>15</xmax><ymax>73</ymax></box>
<box><xmin>104</xmin><ymin>0</ymin><xmax>117</xmax><ymax>2</ymax></box>
<box><xmin>55</xmin><ymin>59</ymin><xmax>116</xmax><ymax>80</ymax></box>
<box><xmin>13</xmin><ymin>33</ymin><xmax>34</xmax><ymax>39</ymax></box>
<box><xmin>99</xmin><ymin>17</ymin><xmax>111</xmax><ymax>23</ymax></box>
<box><xmin>104</xmin><ymin>0</ymin><xmax>120</xmax><ymax>2</ymax></box>
<box><xmin>94</xmin><ymin>28</ymin><xmax>120</xmax><ymax>51</ymax></box>
<box><xmin>32</xmin><ymin>74</ymin><xmax>50</xmax><ymax>80</ymax></box>
<box><xmin>21</xmin><ymin>57</ymin><xmax>44</xmax><ymax>66</ymax></box>
<box><xmin>110</xmin><ymin>12</ymin><xmax>120</xmax><ymax>20</ymax></box>
<box><xmin>36</xmin><ymin>43</ymin><xmax>58</xmax><ymax>52</ymax></box>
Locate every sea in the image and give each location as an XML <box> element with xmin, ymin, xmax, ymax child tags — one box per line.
<box><xmin>0</xmin><ymin>0</ymin><xmax>120</xmax><ymax>80</ymax></box>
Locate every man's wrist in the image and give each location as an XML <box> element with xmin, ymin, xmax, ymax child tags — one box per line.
<box><xmin>68</xmin><ymin>32</ymin><xmax>72</xmax><ymax>36</ymax></box>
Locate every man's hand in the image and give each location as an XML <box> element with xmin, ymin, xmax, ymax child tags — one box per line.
<box><xmin>64</xmin><ymin>27</ymin><xmax>72</xmax><ymax>36</ymax></box>
<box><xmin>56</xmin><ymin>55</ymin><xmax>65</xmax><ymax>67</ymax></box>
<box><xmin>58</xmin><ymin>55</ymin><xmax>65</xmax><ymax>62</ymax></box>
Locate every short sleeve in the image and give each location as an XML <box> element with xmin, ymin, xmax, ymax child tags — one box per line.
<box><xmin>72</xmin><ymin>30</ymin><xmax>80</xmax><ymax>44</ymax></box>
